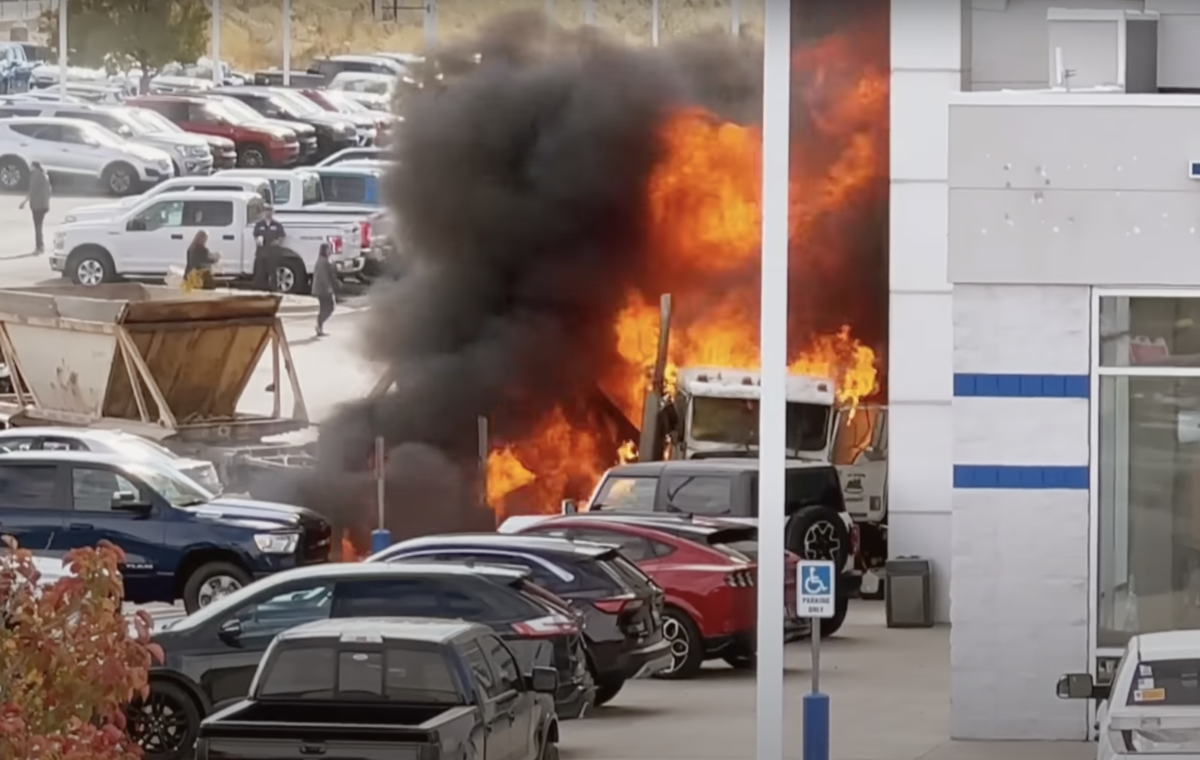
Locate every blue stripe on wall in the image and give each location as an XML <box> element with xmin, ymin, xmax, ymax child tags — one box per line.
<box><xmin>953</xmin><ymin>373</ymin><xmax>1089</xmax><ymax>399</ymax></box>
<box><xmin>953</xmin><ymin>465</ymin><xmax>1089</xmax><ymax>490</ymax></box>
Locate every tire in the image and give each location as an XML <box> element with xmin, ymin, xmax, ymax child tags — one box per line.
<box><xmin>819</xmin><ymin>593</ymin><xmax>850</xmax><ymax>639</ymax></box>
<box><xmin>181</xmin><ymin>561</ymin><xmax>252</xmax><ymax>614</ymax></box>
<box><xmin>592</xmin><ymin>673</ymin><xmax>625</xmax><ymax>707</ymax></box>
<box><xmin>274</xmin><ymin>255</ymin><xmax>309</xmax><ymax>295</ymax></box>
<box><xmin>102</xmin><ymin>162</ymin><xmax>139</xmax><ymax>196</ymax></box>
<box><xmin>786</xmin><ymin>506</ymin><xmax>851</xmax><ymax>570</ymax></box>
<box><xmin>0</xmin><ymin>155</ymin><xmax>28</xmax><ymax>192</ymax></box>
<box><xmin>721</xmin><ymin>650</ymin><xmax>755</xmax><ymax>670</ymax></box>
<box><xmin>66</xmin><ymin>246</ymin><xmax>116</xmax><ymax>286</ymax></box>
<box><xmin>540</xmin><ymin>740</ymin><xmax>560</xmax><ymax>760</ymax></box>
<box><xmin>128</xmin><ymin>679</ymin><xmax>202</xmax><ymax>760</ymax></box>
<box><xmin>238</xmin><ymin>143</ymin><xmax>268</xmax><ymax>168</ymax></box>
<box><xmin>654</xmin><ymin>607</ymin><xmax>704</xmax><ymax>680</ymax></box>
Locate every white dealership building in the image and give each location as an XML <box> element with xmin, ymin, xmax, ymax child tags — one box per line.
<box><xmin>890</xmin><ymin>0</ymin><xmax>1200</xmax><ymax>741</ymax></box>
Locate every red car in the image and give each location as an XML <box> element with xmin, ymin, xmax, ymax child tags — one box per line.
<box><xmin>128</xmin><ymin>95</ymin><xmax>302</xmax><ymax>168</ymax></box>
<box><xmin>514</xmin><ymin>513</ymin><xmax>800</xmax><ymax>679</ymax></box>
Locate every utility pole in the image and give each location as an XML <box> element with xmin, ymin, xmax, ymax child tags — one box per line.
<box><xmin>731</xmin><ymin>0</ymin><xmax>740</xmax><ymax>36</ymax></box>
<box><xmin>211</xmin><ymin>0</ymin><xmax>221</xmax><ymax>84</ymax></box>
<box><xmin>57</xmin><ymin>0</ymin><xmax>67</xmax><ymax>99</ymax></box>
<box><xmin>424</xmin><ymin>0</ymin><xmax>437</xmax><ymax>49</ymax></box>
<box><xmin>282</xmin><ymin>0</ymin><xmax>291</xmax><ymax>85</ymax></box>
<box><xmin>583</xmin><ymin>0</ymin><xmax>594</xmax><ymax>25</ymax></box>
<box><xmin>651</xmin><ymin>0</ymin><xmax>659</xmax><ymax>46</ymax></box>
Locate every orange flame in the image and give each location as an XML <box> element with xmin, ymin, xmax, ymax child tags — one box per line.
<box><xmin>486</xmin><ymin>23</ymin><xmax>888</xmax><ymax>519</ymax></box>
<box><xmin>340</xmin><ymin>530</ymin><xmax>360</xmax><ymax>562</ymax></box>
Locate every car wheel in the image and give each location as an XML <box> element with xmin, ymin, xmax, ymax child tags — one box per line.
<box><xmin>540</xmin><ymin>740</ymin><xmax>560</xmax><ymax>760</ymax></box>
<box><xmin>591</xmin><ymin>673</ymin><xmax>625</xmax><ymax>707</ymax></box>
<box><xmin>654</xmin><ymin>607</ymin><xmax>704</xmax><ymax>680</ymax></box>
<box><xmin>238</xmin><ymin>144</ymin><xmax>267</xmax><ymax>168</ymax></box>
<box><xmin>103</xmin><ymin>162</ymin><xmax>138</xmax><ymax>196</ymax></box>
<box><xmin>66</xmin><ymin>246</ymin><xmax>115</xmax><ymax>286</ymax></box>
<box><xmin>0</xmin><ymin>156</ymin><xmax>28</xmax><ymax>192</ymax></box>
<box><xmin>182</xmin><ymin>561</ymin><xmax>252</xmax><ymax>614</ymax></box>
<box><xmin>273</xmin><ymin>256</ymin><xmax>309</xmax><ymax>295</ymax></box>
<box><xmin>786</xmin><ymin>506</ymin><xmax>850</xmax><ymax>570</ymax></box>
<box><xmin>128</xmin><ymin>680</ymin><xmax>201</xmax><ymax>760</ymax></box>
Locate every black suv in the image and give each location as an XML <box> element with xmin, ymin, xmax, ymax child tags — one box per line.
<box><xmin>370</xmin><ymin>534</ymin><xmax>671</xmax><ymax>707</ymax></box>
<box><xmin>583</xmin><ymin>458</ymin><xmax>860</xmax><ymax>632</ymax></box>
<box><xmin>134</xmin><ymin>562</ymin><xmax>593</xmax><ymax>760</ymax></box>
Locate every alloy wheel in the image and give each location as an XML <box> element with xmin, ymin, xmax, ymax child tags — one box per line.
<box><xmin>76</xmin><ymin>259</ymin><xmax>105</xmax><ymax>286</ymax></box>
<box><xmin>130</xmin><ymin>691</ymin><xmax>190</xmax><ymax>754</ymax></box>
<box><xmin>0</xmin><ymin>165</ymin><xmax>19</xmax><ymax>188</ymax></box>
<box><xmin>661</xmin><ymin>615</ymin><xmax>690</xmax><ymax>674</ymax></box>
<box><xmin>273</xmin><ymin>266</ymin><xmax>296</xmax><ymax>293</ymax></box>
<box><xmin>197</xmin><ymin>575</ymin><xmax>243</xmax><ymax>607</ymax></box>
<box><xmin>110</xmin><ymin>169</ymin><xmax>132</xmax><ymax>194</ymax></box>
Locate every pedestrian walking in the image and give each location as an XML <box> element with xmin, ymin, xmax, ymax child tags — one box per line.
<box><xmin>19</xmin><ymin>161</ymin><xmax>51</xmax><ymax>255</ymax></box>
<box><xmin>313</xmin><ymin>242</ymin><xmax>338</xmax><ymax>337</ymax></box>
<box><xmin>185</xmin><ymin>230</ymin><xmax>219</xmax><ymax>290</ymax></box>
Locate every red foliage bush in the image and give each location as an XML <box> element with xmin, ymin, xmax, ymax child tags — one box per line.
<box><xmin>0</xmin><ymin>536</ymin><xmax>163</xmax><ymax>760</ymax></box>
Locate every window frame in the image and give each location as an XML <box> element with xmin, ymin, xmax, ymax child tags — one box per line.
<box><xmin>1090</xmin><ymin>287</ymin><xmax>1200</xmax><ymax>668</ymax></box>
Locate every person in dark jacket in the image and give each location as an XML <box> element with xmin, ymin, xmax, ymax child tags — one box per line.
<box><xmin>312</xmin><ymin>242</ymin><xmax>338</xmax><ymax>337</ymax></box>
<box><xmin>19</xmin><ymin>161</ymin><xmax>51</xmax><ymax>254</ymax></box>
<box><xmin>252</xmin><ymin>208</ymin><xmax>287</xmax><ymax>291</ymax></box>
<box><xmin>185</xmin><ymin>230</ymin><xmax>219</xmax><ymax>290</ymax></box>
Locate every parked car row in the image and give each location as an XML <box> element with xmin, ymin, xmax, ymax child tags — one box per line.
<box><xmin>0</xmin><ymin>78</ymin><xmax>397</xmax><ymax>196</ymax></box>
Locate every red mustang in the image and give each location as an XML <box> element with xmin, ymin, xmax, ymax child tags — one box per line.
<box><xmin>510</xmin><ymin>513</ymin><xmax>801</xmax><ymax>679</ymax></box>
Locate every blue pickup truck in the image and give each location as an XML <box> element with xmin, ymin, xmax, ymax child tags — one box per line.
<box><xmin>0</xmin><ymin>450</ymin><xmax>331</xmax><ymax>612</ymax></box>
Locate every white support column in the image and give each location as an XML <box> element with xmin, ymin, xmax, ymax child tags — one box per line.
<box><xmin>425</xmin><ymin>0</ymin><xmax>437</xmax><ymax>48</ymax></box>
<box><xmin>887</xmin><ymin>0</ymin><xmax>964</xmax><ymax>624</ymax></box>
<box><xmin>755</xmin><ymin>0</ymin><xmax>790</xmax><ymax>759</ymax></box>
<box><xmin>583</xmin><ymin>0</ymin><xmax>594</xmax><ymax>25</ymax></box>
<box><xmin>57</xmin><ymin>0</ymin><xmax>66</xmax><ymax>98</ymax></box>
<box><xmin>651</xmin><ymin>0</ymin><xmax>659</xmax><ymax>46</ymax></box>
<box><xmin>282</xmin><ymin>0</ymin><xmax>291</xmax><ymax>86</ymax></box>
<box><xmin>731</xmin><ymin>0</ymin><xmax>740</xmax><ymax>36</ymax></box>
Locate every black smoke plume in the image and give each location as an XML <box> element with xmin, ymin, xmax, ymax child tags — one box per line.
<box><xmin>274</xmin><ymin>12</ymin><xmax>764</xmax><ymax>544</ymax></box>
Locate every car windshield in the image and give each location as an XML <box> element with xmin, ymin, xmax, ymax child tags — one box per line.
<box><xmin>689</xmin><ymin>397</ymin><xmax>830</xmax><ymax>453</ymax></box>
<box><xmin>126</xmin><ymin>461</ymin><xmax>212</xmax><ymax>507</ymax></box>
<box><xmin>272</xmin><ymin>90</ymin><xmax>321</xmax><ymax>115</ymax></box>
<box><xmin>330</xmin><ymin>94</ymin><xmax>368</xmax><ymax>113</ymax></box>
<box><xmin>263</xmin><ymin>94</ymin><xmax>301</xmax><ymax>117</ymax></box>
<box><xmin>215</xmin><ymin>97</ymin><xmax>263</xmax><ymax>122</ymax></box>
<box><xmin>111</xmin><ymin>435</ymin><xmax>178</xmax><ymax>461</ymax></box>
<box><xmin>128</xmin><ymin>108</ymin><xmax>184</xmax><ymax>134</ymax></box>
<box><xmin>334</xmin><ymin>77</ymin><xmax>391</xmax><ymax>95</ymax></box>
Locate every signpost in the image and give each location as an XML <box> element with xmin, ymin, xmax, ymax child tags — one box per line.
<box><xmin>370</xmin><ymin>435</ymin><xmax>391</xmax><ymax>553</ymax></box>
<box><xmin>798</xmin><ymin>560</ymin><xmax>835</xmax><ymax>760</ymax></box>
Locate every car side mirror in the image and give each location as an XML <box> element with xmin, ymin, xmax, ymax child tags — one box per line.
<box><xmin>1057</xmin><ymin>673</ymin><xmax>1102</xmax><ymax>700</ymax></box>
<box><xmin>218</xmin><ymin>618</ymin><xmax>243</xmax><ymax>642</ymax></box>
<box><xmin>528</xmin><ymin>666</ymin><xmax>557</xmax><ymax>694</ymax></box>
<box><xmin>561</xmin><ymin>499</ymin><xmax>577</xmax><ymax>515</ymax></box>
<box><xmin>110</xmin><ymin>491</ymin><xmax>151</xmax><ymax>512</ymax></box>
<box><xmin>127</xmin><ymin>218</ymin><xmax>146</xmax><ymax>231</ymax></box>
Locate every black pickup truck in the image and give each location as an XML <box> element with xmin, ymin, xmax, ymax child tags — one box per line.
<box><xmin>194</xmin><ymin>617</ymin><xmax>561</xmax><ymax>760</ymax></box>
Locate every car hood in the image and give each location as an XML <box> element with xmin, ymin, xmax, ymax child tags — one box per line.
<box><xmin>179</xmin><ymin>496</ymin><xmax>324</xmax><ymax>530</ymax></box>
<box><xmin>143</xmin><ymin>131</ymin><xmax>209</xmax><ymax>150</ymax></box>
<box><xmin>128</xmin><ymin>144</ymin><xmax>172</xmax><ymax>163</ymax></box>
<box><xmin>243</xmin><ymin>121</ymin><xmax>297</xmax><ymax>141</ymax></box>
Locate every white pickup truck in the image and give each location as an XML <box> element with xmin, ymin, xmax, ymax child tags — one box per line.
<box><xmin>50</xmin><ymin>189</ymin><xmax>364</xmax><ymax>293</ymax></box>
<box><xmin>63</xmin><ymin>168</ymin><xmax>376</xmax><ymax>225</ymax></box>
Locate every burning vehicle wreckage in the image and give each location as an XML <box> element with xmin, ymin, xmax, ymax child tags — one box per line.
<box><xmin>0</xmin><ymin>11</ymin><xmax>892</xmax><ymax>571</ymax></box>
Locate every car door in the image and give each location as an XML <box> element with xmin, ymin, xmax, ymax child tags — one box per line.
<box><xmin>199</xmin><ymin>580</ymin><xmax>334</xmax><ymax>707</ymax></box>
<box><xmin>180</xmin><ymin>198</ymin><xmax>236</xmax><ymax>273</ymax></box>
<box><xmin>8</xmin><ymin>123</ymin><xmax>61</xmax><ymax>172</ymax></box>
<box><xmin>480</xmin><ymin>634</ymin><xmax>535</xmax><ymax>760</ymax></box>
<box><xmin>0</xmin><ymin>461</ymin><xmax>65</xmax><ymax>554</ymax></box>
<box><xmin>122</xmin><ymin>198</ymin><xmax>185</xmax><ymax>274</ymax></box>
<box><xmin>460</xmin><ymin>640</ymin><xmax>512</xmax><ymax>760</ymax></box>
<box><xmin>57</xmin><ymin>123</ymin><xmax>107</xmax><ymax>175</ymax></box>
<box><xmin>58</xmin><ymin>463</ymin><xmax>166</xmax><ymax>602</ymax></box>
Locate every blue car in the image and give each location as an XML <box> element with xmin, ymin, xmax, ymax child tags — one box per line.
<box><xmin>0</xmin><ymin>450</ymin><xmax>332</xmax><ymax>612</ymax></box>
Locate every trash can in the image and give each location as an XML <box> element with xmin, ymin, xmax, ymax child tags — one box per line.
<box><xmin>885</xmin><ymin>556</ymin><xmax>934</xmax><ymax>628</ymax></box>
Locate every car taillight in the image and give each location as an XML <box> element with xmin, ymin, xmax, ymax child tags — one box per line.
<box><xmin>359</xmin><ymin>221</ymin><xmax>371</xmax><ymax>249</ymax></box>
<box><xmin>726</xmin><ymin>569</ymin><xmax>756</xmax><ymax>587</ymax></box>
<box><xmin>592</xmin><ymin>595</ymin><xmax>641</xmax><ymax>614</ymax></box>
<box><xmin>512</xmin><ymin>615</ymin><xmax>578</xmax><ymax>638</ymax></box>
<box><xmin>328</xmin><ymin>235</ymin><xmax>343</xmax><ymax>255</ymax></box>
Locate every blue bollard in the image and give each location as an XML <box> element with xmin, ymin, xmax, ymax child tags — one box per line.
<box><xmin>802</xmin><ymin>692</ymin><xmax>830</xmax><ymax>760</ymax></box>
<box><xmin>370</xmin><ymin>528</ymin><xmax>392</xmax><ymax>555</ymax></box>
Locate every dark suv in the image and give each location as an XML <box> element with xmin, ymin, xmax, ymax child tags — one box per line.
<box><xmin>0</xmin><ymin>451</ymin><xmax>330</xmax><ymax>612</ymax></box>
<box><xmin>369</xmin><ymin>534</ymin><xmax>671</xmax><ymax>707</ymax></box>
<box><xmin>583</xmin><ymin>458</ymin><xmax>860</xmax><ymax>635</ymax></box>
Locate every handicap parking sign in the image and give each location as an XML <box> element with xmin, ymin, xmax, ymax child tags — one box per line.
<box><xmin>797</xmin><ymin>560</ymin><xmax>836</xmax><ymax>619</ymax></box>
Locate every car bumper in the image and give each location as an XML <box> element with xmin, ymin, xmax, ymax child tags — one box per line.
<box><xmin>267</xmin><ymin>143</ymin><xmax>302</xmax><ymax>166</ymax></box>
<box><xmin>138</xmin><ymin>165</ymin><xmax>173</xmax><ymax>183</ymax></box>
<box><xmin>298</xmin><ymin>136</ymin><xmax>319</xmax><ymax>161</ymax></box>
<box><xmin>334</xmin><ymin>256</ymin><xmax>364</xmax><ymax>275</ymax></box>
<box><xmin>180</xmin><ymin>155</ymin><xmax>214</xmax><ymax>176</ymax></box>
<box><xmin>49</xmin><ymin>253</ymin><xmax>64</xmax><ymax>272</ymax></box>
